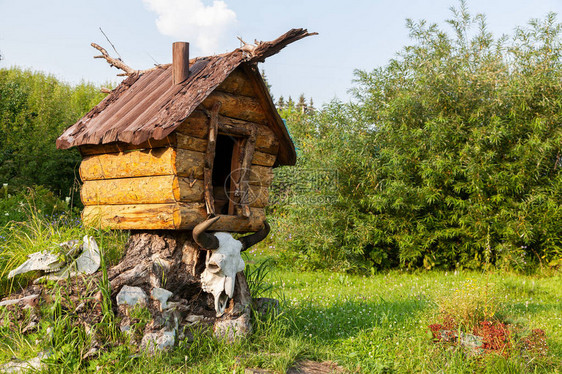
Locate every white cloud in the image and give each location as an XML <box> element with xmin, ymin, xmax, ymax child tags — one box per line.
<box><xmin>143</xmin><ymin>0</ymin><xmax>237</xmax><ymax>55</ymax></box>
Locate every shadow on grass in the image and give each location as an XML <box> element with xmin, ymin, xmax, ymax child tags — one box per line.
<box><xmin>285</xmin><ymin>296</ymin><xmax>430</xmax><ymax>341</ymax></box>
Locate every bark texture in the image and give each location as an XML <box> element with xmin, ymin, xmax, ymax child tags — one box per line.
<box><xmin>108</xmin><ymin>231</ymin><xmax>252</xmax><ymax>343</ymax></box>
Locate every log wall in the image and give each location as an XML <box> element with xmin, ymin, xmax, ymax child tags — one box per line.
<box><xmin>78</xmin><ymin>70</ymin><xmax>278</xmax><ymax>231</ymax></box>
<box><xmin>82</xmin><ymin>203</ymin><xmax>266</xmax><ymax>231</ymax></box>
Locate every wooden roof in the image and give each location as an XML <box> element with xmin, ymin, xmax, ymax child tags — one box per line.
<box><xmin>57</xmin><ymin>29</ymin><xmax>316</xmax><ymax>166</ymax></box>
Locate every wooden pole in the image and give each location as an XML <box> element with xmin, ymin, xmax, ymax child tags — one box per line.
<box><xmin>173</xmin><ymin>42</ymin><xmax>190</xmax><ymax>85</ymax></box>
<box><xmin>239</xmin><ymin>126</ymin><xmax>257</xmax><ymax>217</ymax></box>
<box><xmin>204</xmin><ymin>102</ymin><xmax>221</xmax><ymax>216</ymax></box>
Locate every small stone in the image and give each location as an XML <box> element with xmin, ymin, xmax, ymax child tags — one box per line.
<box><xmin>74</xmin><ymin>302</ymin><xmax>86</xmax><ymax>313</ymax></box>
<box><xmin>459</xmin><ymin>332</ymin><xmax>484</xmax><ymax>355</ymax></box>
<box><xmin>116</xmin><ymin>286</ymin><xmax>147</xmax><ymax>308</ymax></box>
<box><xmin>245</xmin><ymin>369</ymin><xmax>275</xmax><ymax>374</ymax></box>
<box><xmin>214</xmin><ymin>309</ymin><xmax>251</xmax><ymax>342</ymax></box>
<box><xmin>82</xmin><ymin>347</ymin><xmax>99</xmax><ymax>360</ymax></box>
<box><xmin>22</xmin><ymin>321</ymin><xmax>38</xmax><ymax>334</ymax></box>
<box><xmin>140</xmin><ymin>329</ymin><xmax>175</xmax><ymax>354</ymax></box>
<box><xmin>0</xmin><ymin>351</ymin><xmax>50</xmax><ymax>373</ymax></box>
<box><xmin>150</xmin><ymin>287</ymin><xmax>174</xmax><ymax>310</ymax></box>
<box><xmin>185</xmin><ymin>314</ymin><xmax>206</xmax><ymax>323</ymax></box>
<box><xmin>120</xmin><ymin>324</ymin><xmax>131</xmax><ymax>333</ymax></box>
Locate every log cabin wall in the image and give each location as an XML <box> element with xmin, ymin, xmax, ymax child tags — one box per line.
<box><xmin>79</xmin><ymin>67</ymin><xmax>279</xmax><ymax>232</ymax></box>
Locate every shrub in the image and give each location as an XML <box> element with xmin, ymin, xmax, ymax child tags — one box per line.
<box><xmin>271</xmin><ymin>2</ymin><xmax>562</xmax><ymax>271</ymax></box>
<box><xmin>0</xmin><ymin>186</ymin><xmax>71</xmax><ymax>226</ymax></box>
<box><xmin>0</xmin><ymin>68</ymin><xmax>105</xmax><ymax>201</ymax></box>
<box><xmin>352</xmin><ymin>2</ymin><xmax>562</xmax><ymax>269</ymax></box>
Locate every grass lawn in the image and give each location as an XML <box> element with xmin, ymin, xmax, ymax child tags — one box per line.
<box><xmin>0</xmin><ymin>218</ymin><xmax>561</xmax><ymax>373</ymax></box>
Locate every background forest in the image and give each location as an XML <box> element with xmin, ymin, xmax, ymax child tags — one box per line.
<box><xmin>1</xmin><ymin>6</ymin><xmax>561</xmax><ymax>274</ymax></box>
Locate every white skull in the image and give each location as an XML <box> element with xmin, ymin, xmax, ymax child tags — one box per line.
<box><xmin>200</xmin><ymin>233</ymin><xmax>245</xmax><ymax>317</ymax></box>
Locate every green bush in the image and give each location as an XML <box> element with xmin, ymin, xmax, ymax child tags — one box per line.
<box><xmin>0</xmin><ymin>68</ymin><xmax>105</xmax><ymax>201</ymax></box>
<box><xmin>270</xmin><ymin>102</ymin><xmax>386</xmax><ymax>271</ymax></box>
<box><xmin>271</xmin><ymin>3</ymin><xmax>562</xmax><ymax>271</ymax></box>
<box><xmin>0</xmin><ymin>186</ymin><xmax>71</xmax><ymax>226</ymax></box>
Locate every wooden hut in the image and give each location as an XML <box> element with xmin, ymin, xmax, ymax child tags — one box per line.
<box><xmin>57</xmin><ymin>29</ymin><xmax>315</xmax><ymax>233</ymax></box>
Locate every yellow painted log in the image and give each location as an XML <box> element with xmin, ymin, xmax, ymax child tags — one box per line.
<box><xmin>81</xmin><ymin>175</ymin><xmax>205</xmax><ymax>205</ymax></box>
<box><xmin>82</xmin><ymin>203</ymin><xmax>265</xmax><ymax>232</ymax></box>
<box><xmin>79</xmin><ymin>147</ymin><xmax>205</xmax><ymax>181</ymax></box>
<box><xmin>80</xmin><ymin>148</ymin><xmax>175</xmax><ymax>181</ymax></box>
<box><xmin>81</xmin><ymin>175</ymin><xmax>178</xmax><ymax>205</ymax></box>
<box><xmin>82</xmin><ymin>203</ymin><xmax>190</xmax><ymax>230</ymax></box>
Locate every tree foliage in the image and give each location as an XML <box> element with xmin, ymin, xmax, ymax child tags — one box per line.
<box><xmin>272</xmin><ymin>3</ymin><xmax>562</xmax><ymax>271</ymax></box>
<box><xmin>0</xmin><ymin>68</ymin><xmax>105</xmax><ymax>200</ymax></box>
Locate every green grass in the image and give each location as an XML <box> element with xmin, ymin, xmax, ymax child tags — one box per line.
<box><xmin>0</xmin><ymin>203</ymin><xmax>127</xmax><ymax>297</ymax></box>
<box><xmin>0</xmin><ymin>211</ymin><xmax>561</xmax><ymax>373</ymax></box>
<box><xmin>271</xmin><ymin>268</ymin><xmax>561</xmax><ymax>373</ymax></box>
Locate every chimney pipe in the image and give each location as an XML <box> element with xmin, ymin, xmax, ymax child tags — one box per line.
<box><xmin>172</xmin><ymin>42</ymin><xmax>189</xmax><ymax>85</ymax></box>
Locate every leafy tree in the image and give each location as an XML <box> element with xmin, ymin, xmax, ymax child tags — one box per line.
<box><xmin>296</xmin><ymin>94</ymin><xmax>307</xmax><ymax>113</ymax></box>
<box><xmin>308</xmin><ymin>98</ymin><xmax>315</xmax><ymax>114</ymax></box>
<box><xmin>286</xmin><ymin>96</ymin><xmax>295</xmax><ymax>110</ymax></box>
<box><xmin>272</xmin><ymin>2</ymin><xmax>562</xmax><ymax>271</ymax></box>
<box><xmin>260</xmin><ymin>69</ymin><xmax>272</xmax><ymax>99</ymax></box>
<box><xmin>276</xmin><ymin>95</ymin><xmax>286</xmax><ymax>110</ymax></box>
<box><xmin>0</xmin><ymin>68</ymin><xmax>105</xmax><ymax>201</ymax></box>
<box><xmin>271</xmin><ymin>102</ymin><xmax>380</xmax><ymax>270</ymax></box>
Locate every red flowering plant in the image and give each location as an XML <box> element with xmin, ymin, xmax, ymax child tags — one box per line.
<box><xmin>429</xmin><ymin>279</ymin><xmax>549</xmax><ymax>358</ymax></box>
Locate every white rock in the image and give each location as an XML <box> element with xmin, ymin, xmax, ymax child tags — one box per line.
<box><xmin>140</xmin><ymin>329</ymin><xmax>175</xmax><ymax>354</ymax></box>
<box><xmin>116</xmin><ymin>286</ymin><xmax>147</xmax><ymax>307</ymax></box>
<box><xmin>0</xmin><ymin>357</ymin><xmax>42</xmax><ymax>373</ymax></box>
<box><xmin>214</xmin><ymin>309</ymin><xmax>252</xmax><ymax>342</ymax></box>
<box><xmin>75</xmin><ymin>236</ymin><xmax>101</xmax><ymax>275</ymax></box>
<box><xmin>150</xmin><ymin>287</ymin><xmax>173</xmax><ymax>310</ymax></box>
<box><xmin>0</xmin><ymin>351</ymin><xmax>49</xmax><ymax>373</ymax></box>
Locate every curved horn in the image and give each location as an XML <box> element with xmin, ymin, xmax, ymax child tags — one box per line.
<box><xmin>193</xmin><ymin>217</ymin><xmax>220</xmax><ymax>250</ymax></box>
<box><xmin>239</xmin><ymin>220</ymin><xmax>270</xmax><ymax>252</ymax></box>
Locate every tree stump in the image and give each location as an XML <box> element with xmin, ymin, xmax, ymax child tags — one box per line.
<box><xmin>107</xmin><ymin>230</ymin><xmax>252</xmax><ymax>347</ymax></box>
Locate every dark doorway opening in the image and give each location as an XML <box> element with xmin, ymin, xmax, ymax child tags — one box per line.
<box><xmin>212</xmin><ymin>134</ymin><xmax>238</xmax><ymax>215</ymax></box>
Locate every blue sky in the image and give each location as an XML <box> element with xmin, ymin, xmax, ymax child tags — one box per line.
<box><xmin>1</xmin><ymin>0</ymin><xmax>561</xmax><ymax>105</ymax></box>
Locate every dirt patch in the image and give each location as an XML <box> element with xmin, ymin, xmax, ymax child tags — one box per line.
<box><xmin>287</xmin><ymin>360</ymin><xmax>346</xmax><ymax>374</ymax></box>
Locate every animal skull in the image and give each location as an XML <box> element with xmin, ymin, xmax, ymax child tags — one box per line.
<box><xmin>193</xmin><ymin>217</ymin><xmax>270</xmax><ymax>316</ymax></box>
